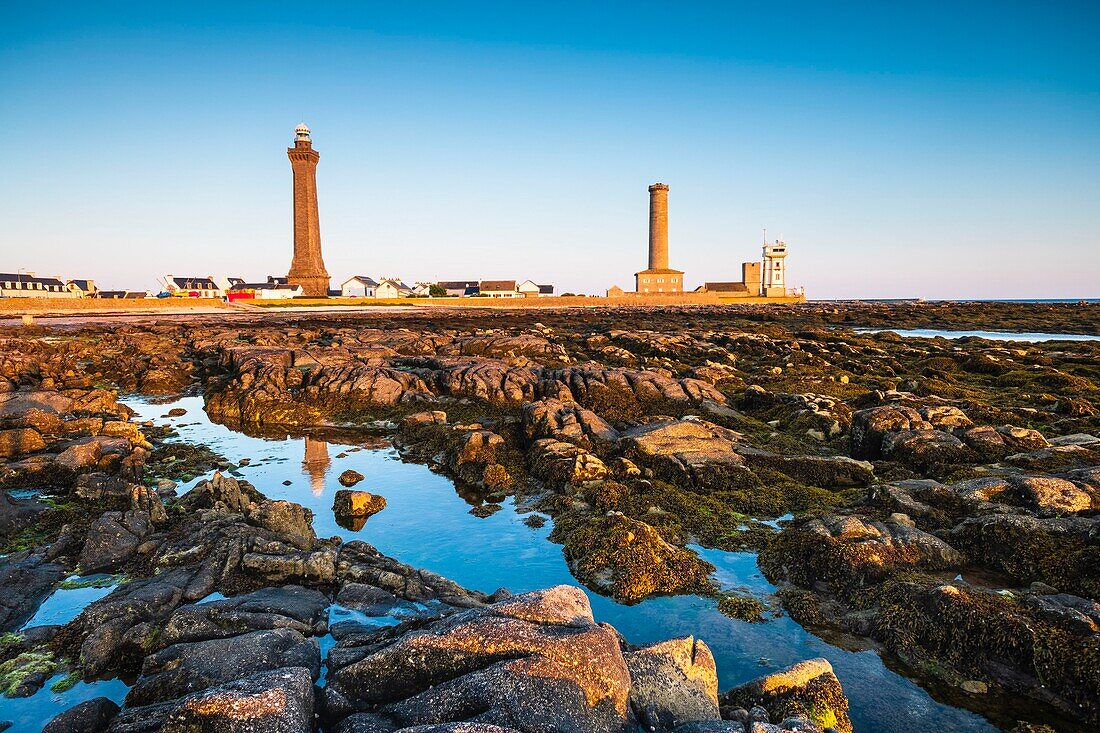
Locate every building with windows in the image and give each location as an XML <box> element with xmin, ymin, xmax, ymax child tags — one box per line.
<box><xmin>517</xmin><ymin>280</ymin><xmax>554</xmax><ymax>297</ymax></box>
<box><xmin>0</xmin><ymin>273</ymin><xmax>77</xmax><ymax>298</ymax></box>
<box><xmin>762</xmin><ymin>239</ymin><xmax>789</xmax><ymax>297</ymax></box>
<box><xmin>161</xmin><ymin>275</ymin><xmax>226</xmax><ymax>299</ymax></box>
<box><xmin>480</xmin><ymin>280</ymin><xmax>519</xmax><ymax>298</ymax></box>
<box><xmin>341</xmin><ymin>276</ymin><xmax>378</xmax><ymax>297</ymax></box>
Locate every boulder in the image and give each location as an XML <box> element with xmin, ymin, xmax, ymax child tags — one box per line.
<box><xmin>1010</xmin><ymin>476</ymin><xmax>1094</xmax><ymax>514</ymax></box>
<box><xmin>720</xmin><ymin>658</ymin><xmax>852</xmax><ymax>733</ymax></box>
<box><xmin>53</xmin><ymin>440</ymin><xmax>103</xmax><ymax>472</ymax></box>
<box><xmin>125</xmin><ymin>627</ymin><xmax>320</xmax><ymax>707</ymax></box>
<box><xmin>159</xmin><ymin>585</ymin><xmax>329</xmax><ymax>647</ymax></box>
<box><xmin>79</xmin><ymin>510</ymin><xmax>153</xmax><ymax>573</ymax></box>
<box><xmin>522</xmin><ymin>399</ymin><xmax>619</xmax><ymax>448</ymax></box>
<box><xmin>43</xmin><ymin>697</ymin><xmax>120</xmax><ymax>733</ymax></box>
<box><xmin>760</xmin><ymin>514</ymin><xmax>964</xmax><ymax>590</ymax></box>
<box><xmin>0</xmin><ymin>548</ymin><xmax>67</xmax><ymax>630</ymax></box>
<box><xmin>626</xmin><ymin>636</ymin><xmax>720</xmax><ymax>731</ymax></box>
<box><xmin>248</xmin><ymin>500</ymin><xmax>317</xmax><ymax>548</ymax></box>
<box><xmin>110</xmin><ymin>667</ymin><xmax>314</xmax><ymax>733</ymax></box>
<box><xmin>326</xmin><ymin>586</ymin><xmax>633</xmax><ymax>733</ymax></box>
<box><xmin>562</xmin><ymin>514</ymin><xmax>714</xmax><ymax>604</ymax></box>
<box><xmin>620</xmin><ymin>419</ymin><xmax>750</xmax><ymax>491</ymax></box>
<box><xmin>333</xmin><ymin>490</ymin><xmax>386</xmax><ymax>520</ymax></box>
<box><xmin>401</xmin><ymin>410</ymin><xmax>447</xmax><ymax>429</ymax></box>
<box><xmin>0</xmin><ymin>390</ymin><xmax>74</xmax><ymax>417</ymax></box>
<box><xmin>180</xmin><ymin>472</ymin><xmax>260</xmax><ymax>514</ymax></box>
<box><xmin>339</xmin><ymin>469</ymin><xmax>365</xmax><ymax>487</ymax></box>
<box><xmin>528</xmin><ymin>439</ymin><xmax>608</xmax><ymax>489</ymax></box>
<box><xmin>0</xmin><ymin>428</ymin><xmax>46</xmax><ymax>459</ymax></box>
<box><xmin>849</xmin><ymin>405</ymin><xmax>930</xmax><ymax>459</ymax></box>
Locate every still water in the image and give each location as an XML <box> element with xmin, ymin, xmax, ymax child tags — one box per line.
<box><xmin>859</xmin><ymin>328</ymin><xmax>1099</xmax><ymax>342</ymax></box>
<box><xmin>1</xmin><ymin>395</ymin><xmax>1002</xmax><ymax>732</ymax></box>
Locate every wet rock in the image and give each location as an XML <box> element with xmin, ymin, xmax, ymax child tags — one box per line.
<box><xmin>626</xmin><ymin>636</ymin><xmax>720</xmax><ymax>731</ymax></box>
<box><xmin>334</xmin><ymin>490</ymin><xmax>386</xmax><ymax>520</ymax></box>
<box><xmin>720</xmin><ymin>658</ymin><xmax>852</xmax><ymax>733</ymax></box>
<box><xmin>0</xmin><ymin>548</ymin><xmax>67</xmax><ymax>630</ymax></box>
<box><xmin>326</xmin><ymin>585</ymin><xmax>632</xmax><ymax>733</ymax></box>
<box><xmin>1022</xmin><ymin>592</ymin><xmax>1100</xmax><ymax>635</ymax></box>
<box><xmin>0</xmin><ymin>390</ymin><xmax>74</xmax><ymax>418</ymax></box>
<box><xmin>561</xmin><ymin>514</ymin><xmax>714</xmax><ymax>604</ymax></box>
<box><xmin>1011</xmin><ymin>475</ymin><xmax>1094</xmax><ymax>514</ymax></box>
<box><xmin>449</xmin><ymin>429</ymin><xmax>505</xmax><ymax>467</ymax></box>
<box><xmin>73</xmin><ymin>567</ymin><xmax>211</xmax><ymax>676</ymax></box>
<box><xmin>159</xmin><ymin>585</ymin><xmax>329</xmax><ymax>646</ymax></box>
<box><xmin>881</xmin><ymin>429</ymin><xmax>974</xmax><ymax>469</ymax></box>
<box><xmin>43</xmin><ymin>697</ymin><xmax>120</xmax><ymax>733</ymax></box>
<box><xmin>339</xmin><ymin>469</ymin><xmax>365</xmax><ymax>487</ymax></box>
<box><xmin>740</xmin><ymin>451</ymin><xmax>873</xmax><ymax>488</ymax></box>
<box><xmin>248</xmin><ymin>501</ymin><xmax>317</xmax><ymax>548</ymax></box>
<box><xmin>760</xmin><ymin>514</ymin><xmax>964</xmax><ymax>590</ymax></box>
<box><xmin>874</xmin><ymin>580</ymin><xmax>1100</xmax><ymax>723</ymax></box>
<box><xmin>110</xmin><ymin>667</ymin><xmax>314</xmax><ymax>733</ymax></box>
<box><xmin>180</xmin><ymin>472</ymin><xmax>259</xmax><ymax>514</ymax></box>
<box><xmin>949</xmin><ymin>513</ymin><xmax>1099</xmax><ymax>598</ymax></box>
<box><xmin>0</xmin><ymin>490</ymin><xmax>44</xmax><ymax>539</ymax></box>
<box><xmin>849</xmin><ymin>405</ymin><xmax>930</xmax><ymax>460</ymax></box>
<box><xmin>1006</xmin><ymin>444</ymin><xmax>1100</xmax><ymax>472</ymax></box>
<box><xmin>529</xmin><ymin>439</ymin><xmax>608</xmax><ymax>489</ymax></box>
<box><xmin>125</xmin><ymin>627</ymin><xmax>320</xmax><ymax>706</ymax></box>
<box><xmin>741</xmin><ymin>386</ymin><xmax>851</xmax><ymax>437</ymax></box>
<box><xmin>242</xmin><ymin>545</ymin><xmax>336</xmax><ymax>586</ymax></box>
<box><xmin>336</xmin><ymin>541</ymin><xmax>492</xmax><ymax>608</ymax></box>
<box><xmin>79</xmin><ymin>510</ymin><xmax>153</xmax><ymax>573</ymax></box>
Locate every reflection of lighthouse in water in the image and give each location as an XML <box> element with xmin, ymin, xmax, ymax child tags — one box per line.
<box><xmin>303</xmin><ymin>437</ymin><xmax>330</xmax><ymax>496</ymax></box>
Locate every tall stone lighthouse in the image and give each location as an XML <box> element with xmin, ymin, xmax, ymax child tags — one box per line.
<box><xmin>634</xmin><ymin>183</ymin><xmax>684</xmax><ymax>294</ymax></box>
<box><xmin>286</xmin><ymin>123</ymin><xmax>330</xmax><ymax>297</ymax></box>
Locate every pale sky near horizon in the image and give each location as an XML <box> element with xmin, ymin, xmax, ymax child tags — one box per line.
<box><xmin>2</xmin><ymin>2</ymin><xmax>1098</xmax><ymax>299</ymax></box>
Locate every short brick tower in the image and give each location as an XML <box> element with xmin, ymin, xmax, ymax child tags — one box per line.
<box><xmin>287</xmin><ymin>123</ymin><xmax>330</xmax><ymax>297</ymax></box>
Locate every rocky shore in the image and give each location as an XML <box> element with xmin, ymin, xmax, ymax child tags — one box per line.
<box><xmin>2</xmin><ymin>302</ymin><xmax>1098</xmax><ymax>731</ymax></box>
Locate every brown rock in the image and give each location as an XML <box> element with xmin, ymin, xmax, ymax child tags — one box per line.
<box><xmin>339</xmin><ymin>469</ymin><xmax>365</xmax><ymax>487</ymax></box>
<box><xmin>0</xmin><ymin>427</ymin><xmax>46</xmax><ymax>459</ymax></box>
<box><xmin>333</xmin><ymin>490</ymin><xmax>386</xmax><ymax>519</ymax></box>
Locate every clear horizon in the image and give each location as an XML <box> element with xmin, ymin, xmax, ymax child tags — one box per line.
<box><xmin>2</xmin><ymin>2</ymin><xmax>1098</xmax><ymax>299</ymax></box>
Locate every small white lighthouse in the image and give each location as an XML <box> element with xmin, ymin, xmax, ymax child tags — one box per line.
<box><xmin>762</xmin><ymin>239</ymin><xmax>789</xmax><ymax>297</ymax></box>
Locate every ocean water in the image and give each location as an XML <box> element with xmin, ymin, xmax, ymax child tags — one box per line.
<box><xmin>858</xmin><ymin>328</ymin><xmax>1100</xmax><ymax>342</ymax></box>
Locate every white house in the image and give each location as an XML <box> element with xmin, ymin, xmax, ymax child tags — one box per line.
<box><xmin>437</xmin><ymin>280</ymin><xmax>479</xmax><ymax>297</ymax></box>
<box><xmin>375</xmin><ymin>279</ymin><xmax>412</xmax><ymax>298</ymax></box>
<box><xmin>411</xmin><ymin>282</ymin><xmax>432</xmax><ymax>297</ymax></box>
<box><xmin>517</xmin><ymin>280</ymin><xmax>554</xmax><ymax>298</ymax></box>
<box><xmin>479</xmin><ymin>280</ymin><xmax>519</xmax><ymax>298</ymax></box>
<box><xmin>341</xmin><ymin>276</ymin><xmax>379</xmax><ymax>298</ymax></box>
<box><xmin>228</xmin><ymin>280</ymin><xmax>303</xmax><ymax>301</ymax></box>
<box><xmin>0</xmin><ymin>273</ymin><xmax>76</xmax><ymax>298</ymax></box>
<box><xmin>162</xmin><ymin>275</ymin><xmax>225</xmax><ymax>299</ymax></box>
<box><xmin>66</xmin><ymin>279</ymin><xmax>98</xmax><ymax>298</ymax></box>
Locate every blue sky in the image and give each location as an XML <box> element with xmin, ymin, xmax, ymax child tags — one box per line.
<box><xmin>2</xmin><ymin>1</ymin><xmax>1098</xmax><ymax>298</ymax></box>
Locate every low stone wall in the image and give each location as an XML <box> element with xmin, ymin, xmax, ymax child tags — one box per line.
<box><xmin>251</xmin><ymin>293</ymin><xmax>807</xmax><ymax>309</ymax></box>
<box><xmin>0</xmin><ymin>297</ymin><xmax>230</xmax><ymax>314</ymax></box>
